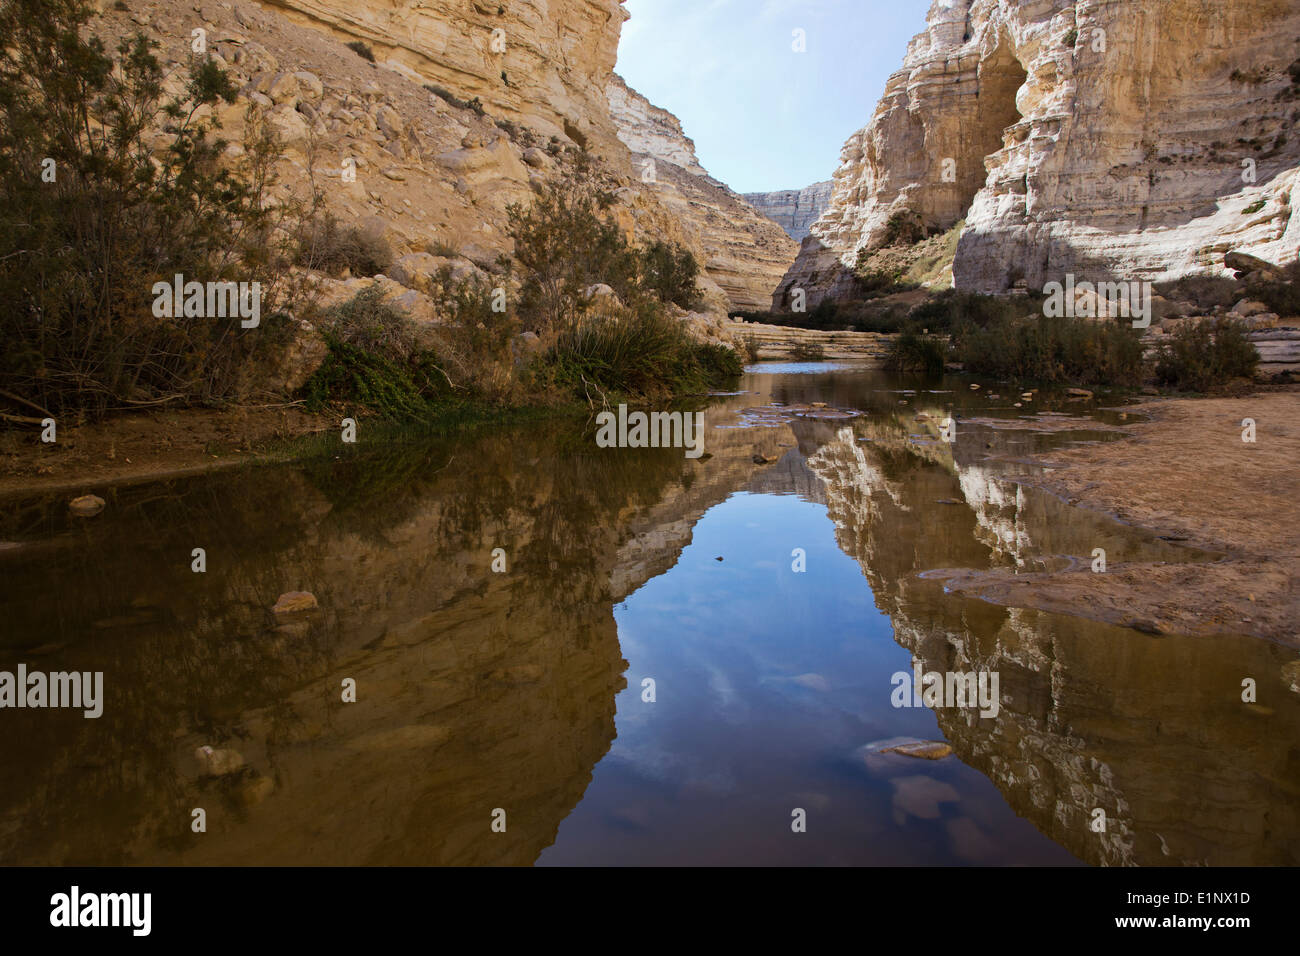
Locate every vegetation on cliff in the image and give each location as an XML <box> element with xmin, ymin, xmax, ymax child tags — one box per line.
<box><xmin>303</xmin><ymin>160</ymin><xmax>730</xmax><ymax>421</ymax></box>
<box><xmin>0</xmin><ymin>0</ymin><xmax>734</xmax><ymax>432</ymax></box>
<box><xmin>0</xmin><ymin>0</ymin><xmax>300</xmax><ymax>423</ymax></box>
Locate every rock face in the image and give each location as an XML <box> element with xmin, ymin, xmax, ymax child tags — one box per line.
<box><xmin>778</xmin><ymin>0</ymin><xmax>1300</xmax><ymax>307</ymax></box>
<box><xmin>742</xmin><ymin>181</ymin><xmax>833</xmax><ymax>241</ymax></box>
<box><xmin>260</xmin><ymin>0</ymin><xmax>629</xmax><ymax>153</ymax></box>
<box><xmin>87</xmin><ymin>0</ymin><xmax>781</xmax><ymax>352</ymax></box>
<box><xmin>607</xmin><ymin>75</ymin><xmax>799</xmax><ymax>311</ymax></box>
<box><xmin>606</xmin><ymin>74</ymin><xmax>706</xmax><ymax>175</ymax></box>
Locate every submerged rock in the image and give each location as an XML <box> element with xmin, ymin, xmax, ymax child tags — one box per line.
<box><xmin>195</xmin><ymin>745</ymin><xmax>245</xmax><ymax>776</ymax></box>
<box><xmin>272</xmin><ymin>591</ymin><xmax>318</xmax><ymax>615</ymax></box>
<box><xmin>878</xmin><ymin>740</ymin><xmax>954</xmax><ymax>760</ymax></box>
<box><xmin>68</xmin><ymin>495</ymin><xmax>105</xmax><ymax>517</ymax></box>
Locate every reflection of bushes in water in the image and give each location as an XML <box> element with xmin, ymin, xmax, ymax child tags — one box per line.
<box><xmin>295</xmin><ymin>419</ymin><xmax>692</xmax><ymax>583</ymax></box>
<box><xmin>0</xmin><ymin>550</ymin><xmax>334</xmax><ymax>862</ymax></box>
<box><xmin>0</xmin><ymin>472</ymin><xmax>334</xmax><ymax>647</ymax></box>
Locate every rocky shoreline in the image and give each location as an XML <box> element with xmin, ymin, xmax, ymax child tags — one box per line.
<box><xmin>937</xmin><ymin>388</ymin><xmax>1300</xmax><ymax>647</ymax></box>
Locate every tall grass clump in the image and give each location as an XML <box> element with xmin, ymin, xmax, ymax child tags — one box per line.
<box><xmin>542</xmin><ymin>304</ymin><xmax>737</xmax><ymax>401</ymax></box>
<box><xmin>883</xmin><ymin>328</ymin><xmax>946</xmax><ymax>375</ymax></box>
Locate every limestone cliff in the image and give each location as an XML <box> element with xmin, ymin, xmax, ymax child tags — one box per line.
<box><xmin>742</xmin><ymin>181</ymin><xmax>833</xmax><ymax>242</ymax></box>
<box><xmin>259</xmin><ymin>0</ymin><xmax>629</xmax><ymax>154</ymax></box>
<box><xmin>607</xmin><ymin>75</ymin><xmax>799</xmax><ymax>311</ymax></box>
<box><xmin>85</xmin><ymin>0</ymin><xmax>769</xmax><ymax>352</ymax></box>
<box><xmin>777</xmin><ymin>0</ymin><xmax>1300</xmax><ymax>307</ymax></box>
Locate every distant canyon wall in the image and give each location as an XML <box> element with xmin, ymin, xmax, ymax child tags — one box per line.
<box><xmin>607</xmin><ymin>75</ymin><xmax>798</xmax><ymax>311</ymax></box>
<box><xmin>248</xmin><ymin>0</ymin><xmax>792</xmax><ymax>313</ymax></box>
<box><xmin>777</xmin><ymin>0</ymin><xmax>1300</xmax><ymax>308</ymax></box>
<box><xmin>742</xmin><ymin>181</ymin><xmax>834</xmax><ymax>242</ymax></box>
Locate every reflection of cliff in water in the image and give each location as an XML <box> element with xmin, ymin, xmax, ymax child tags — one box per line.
<box><xmin>0</xmin><ymin>420</ymin><xmax>766</xmax><ymax>865</ymax></box>
<box><xmin>801</xmin><ymin>413</ymin><xmax>1300</xmax><ymax>866</ymax></box>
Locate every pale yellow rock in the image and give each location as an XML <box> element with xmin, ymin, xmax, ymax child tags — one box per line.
<box><xmin>777</xmin><ymin>0</ymin><xmax>1300</xmax><ymax>307</ymax></box>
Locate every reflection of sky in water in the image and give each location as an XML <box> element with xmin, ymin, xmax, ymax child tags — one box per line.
<box><xmin>539</xmin><ymin>491</ymin><xmax>1081</xmax><ymax>866</ymax></box>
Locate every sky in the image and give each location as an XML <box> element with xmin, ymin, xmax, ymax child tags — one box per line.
<box><xmin>614</xmin><ymin>0</ymin><xmax>927</xmax><ymax>194</ymax></box>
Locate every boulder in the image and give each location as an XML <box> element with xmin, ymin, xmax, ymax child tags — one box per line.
<box><xmin>1225</xmin><ymin>251</ymin><xmax>1283</xmax><ymax>281</ymax></box>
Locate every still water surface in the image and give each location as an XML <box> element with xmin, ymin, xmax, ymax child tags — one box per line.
<box><xmin>1</xmin><ymin>364</ymin><xmax>1297</xmax><ymax>865</ymax></box>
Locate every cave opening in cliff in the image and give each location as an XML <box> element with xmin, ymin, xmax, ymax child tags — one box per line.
<box><xmin>953</xmin><ymin>40</ymin><xmax>1028</xmax><ymax>221</ymax></box>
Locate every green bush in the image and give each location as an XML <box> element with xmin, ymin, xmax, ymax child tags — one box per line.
<box><xmin>505</xmin><ymin>159</ymin><xmax>703</xmax><ymax>328</ymax></box>
<box><xmin>313</xmin><ymin>284</ymin><xmax>421</xmax><ymax>361</ymax></box>
<box><xmin>1154</xmin><ymin>319</ymin><xmax>1259</xmax><ymax>391</ymax></box>
<box><xmin>882</xmin><ymin>209</ymin><xmax>926</xmax><ymax>247</ymax></box>
<box><xmin>1245</xmin><ymin>261</ymin><xmax>1300</xmax><ymax>316</ymax></box>
<box><xmin>303</xmin><ymin>337</ymin><xmax>436</xmax><ymax>421</ymax></box>
<box><xmin>952</xmin><ymin>315</ymin><xmax>1145</xmax><ymax>386</ymax></box>
<box><xmin>0</xmin><ymin>0</ymin><xmax>295</xmax><ymax>420</ymax></box>
<box><xmin>424</xmin><ymin>84</ymin><xmax>485</xmax><ymax>116</ymax></box>
<box><xmin>303</xmin><ymin>285</ymin><xmax>456</xmax><ymax>419</ymax></box>
<box><xmin>790</xmin><ymin>343</ymin><xmax>826</xmax><ymax>361</ymax></box>
<box><xmin>907</xmin><ymin>290</ymin><xmax>1027</xmax><ymax>333</ymax></box>
<box><xmin>638</xmin><ymin>240</ymin><xmax>700</xmax><ymax>309</ymax></box>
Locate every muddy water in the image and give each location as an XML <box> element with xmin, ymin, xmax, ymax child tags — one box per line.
<box><xmin>0</xmin><ymin>364</ymin><xmax>1297</xmax><ymax>866</ymax></box>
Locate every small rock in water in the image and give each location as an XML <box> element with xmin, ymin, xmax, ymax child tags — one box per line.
<box><xmin>195</xmin><ymin>745</ymin><xmax>245</xmax><ymax>776</ymax></box>
<box><xmin>237</xmin><ymin>774</ymin><xmax>275</xmax><ymax>807</ymax></box>
<box><xmin>1020</xmin><ymin>392</ymin><xmax>1034</xmax><ymax>400</ymax></box>
<box><xmin>969</xmin><ymin>383</ymin><xmax>981</xmax><ymax>390</ymax></box>
<box><xmin>69</xmin><ymin>495</ymin><xmax>105</xmax><ymax>517</ymax></box>
<box><xmin>1066</xmin><ymin>387</ymin><xmax>1094</xmax><ymax>398</ymax></box>
<box><xmin>879</xmin><ymin>740</ymin><xmax>953</xmax><ymax>760</ymax></box>
<box><xmin>272</xmin><ymin>591</ymin><xmax>318</xmax><ymax>615</ymax></box>
<box><xmin>1281</xmin><ymin>660</ymin><xmax>1300</xmax><ymax>694</ymax></box>
<box><xmin>810</xmin><ymin>402</ymin><xmax>828</xmax><ymax>408</ymax></box>
<box><xmin>752</xmin><ymin>454</ymin><xmax>779</xmax><ymax>464</ymax></box>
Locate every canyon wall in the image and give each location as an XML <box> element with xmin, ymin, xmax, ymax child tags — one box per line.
<box><xmin>250</xmin><ymin>0</ymin><xmax>791</xmax><ymax>315</ymax></box>
<box><xmin>777</xmin><ymin>0</ymin><xmax>1300</xmax><ymax>307</ymax></box>
<box><xmin>607</xmin><ymin>76</ymin><xmax>798</xmax><ymax>311</ymax></box>
<box><xmin>742</xmin><ymin>181</ymin><xmax>834</xmax><ymax>241</ymax></box>
<box><xmin>89</xmin><ymin>0</ymin><xmax>781</xmax><ymax>347</ymax></box>
<box><xmin>259</xmin><ymin>0</ymin><xmax>629</xmax><ymax>153</ymax></box>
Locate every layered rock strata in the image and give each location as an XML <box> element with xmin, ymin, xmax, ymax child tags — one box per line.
<box><xmin>607</xmin><ymin>75</ymin><xmax>799</xmax><ymax>311</ymax></box>
<box><xmin>777</xmin><ymin>0</ymin><xmax>1300</xmax><ymax>307</ymax></box>
<box><xmin>742</xmin><ymin>181</ymin><xmax>834</xmax><ymax>242</ymax></box>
